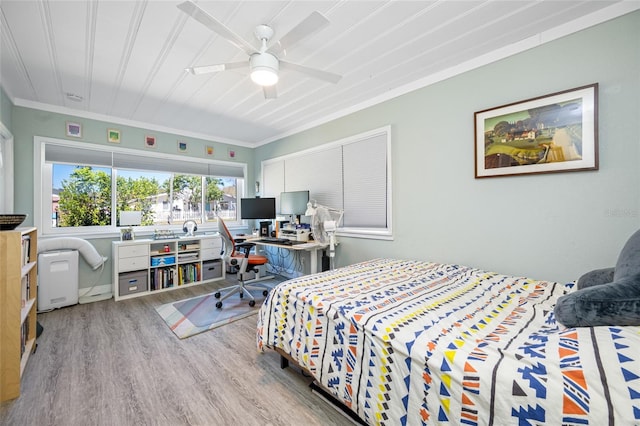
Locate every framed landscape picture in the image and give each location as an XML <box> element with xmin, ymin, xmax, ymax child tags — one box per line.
<box><xmin>474</xmin><ymin>83</ymin><xmax>598</xmax><ymax>178</ymax></box>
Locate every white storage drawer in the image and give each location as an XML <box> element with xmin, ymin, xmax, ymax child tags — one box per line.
<box><xmin>118</xmin><ymin>244</ymin><xmax>149</xmax><ymax>259</ymax></box>
<box><xmin>200</xmin><ymin>237</ymin><xmax>221</xmax><ymax>250</ymax></box>
<box><xmin>119</xmin><ymin>255</ymin><xmax>149</xmax><ymax>272</ymax></box>
<box><xmin>200</xmin><ymin>248</ymin><xmax>221</xmax><ymax>260</ymax></box>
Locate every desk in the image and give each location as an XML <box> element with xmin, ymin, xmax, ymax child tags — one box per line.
<box><xmin>243</xmin><ymin>239</ymin><xmax>327</xmax><ymax>274</ymax></box>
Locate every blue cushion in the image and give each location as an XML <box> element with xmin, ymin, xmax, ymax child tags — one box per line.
<box><xmin>554</xmin><ymin>229</ymin><xmax>640</xmax><ymax>327</ymax></box>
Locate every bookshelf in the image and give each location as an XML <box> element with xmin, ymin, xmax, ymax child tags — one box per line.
<box><xmin>112</xmin><ymin>234</ymin><xmax>225</xmax><ymax>301</ymax></box>
<box><xmin>0</xmin><ymin>227</ymin><xmax>38</xmax><ymax>402</ymax></box>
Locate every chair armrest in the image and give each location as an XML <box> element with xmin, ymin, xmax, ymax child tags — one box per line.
<box><xmin>235</xmin><ymin>242</ymin><xmax>256</xmax><ymax>257</ymax></box>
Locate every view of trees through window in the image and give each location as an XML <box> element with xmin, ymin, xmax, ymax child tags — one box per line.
<box><xmin>52</xmin><ymin>164</ymin><xmax>238</xmax><ymax>228</ymax></box>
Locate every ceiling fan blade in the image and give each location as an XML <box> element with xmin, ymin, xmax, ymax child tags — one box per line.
<box><xmin>269</xmin><ymin>11</ymin><xmax>329</xmax><ymax>57</ymax></box>
<box><xmin>177</xmin><ymin>1</ymin><xmax>256</xmax><ymax>56</ymax></box>
<box><xmin>263</xmin><ymin>85</ymin><xmax>278</xmax><ymax>99</ymax></box>
<box><xmin>280</xmin><ymin>61</ymin><xmax>342</xmax><ymax>84</ymax></box>
<box><xmin>186</xmin><ymin>62</ymin><xmax>248</xmax><ymax>75</ymax></box>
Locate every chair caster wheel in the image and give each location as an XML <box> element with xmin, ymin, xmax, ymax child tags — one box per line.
<box><xmin>239</xmin><ymin>292</ymin><xmax>244</xmax><ymax>299</ymax></box>
<box><xmin>214</xmin><ymin>292</ymin><xmax>221</xmax><ymax>298</ymax></box>
<box><xmin>249</xmin><ymin>300</ymin><xmax>256</xmax><ymax>307</ymax></box>
<box><xmin>216</xmin><ymin>301</ymin><xmax>222</xmax><ymax>308</ymax></box>
<box><xmin>262</xmin><ymin>290</ymin><xmax>268</xmax><ymax>296</ymax></box>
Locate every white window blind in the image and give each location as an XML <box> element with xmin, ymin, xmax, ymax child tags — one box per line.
<box><xmin>284</xmin><ymin>147</ymin><xmax>343</xmax><ymax>210</ymax></box>
<box><xmin>262</xmin><ymin>161</ymin><xmax>285</xmax><ymax>213</ymax></box>
<box><xmin>343</xmin><ymin>133</ymin><xmax>387</xmax><ymax>228</ymax></box>
<box><xmin>44</xmin><ymin>143</ymin><xmax>245</xmax><ymax>178</ymax></box>
<box><xmin>261</xmin><ymin>126</ymin><xmax>391</xmax><ymax>238</ymax></box>
<box><xmin>262</xmin><ymin>161</ymin><xmax>284</xmax><ymax>198</ymax></box>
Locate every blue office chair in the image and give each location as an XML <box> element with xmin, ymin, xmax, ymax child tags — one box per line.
<box><xmin>214</xmin><ymin>214</ymin><xmax>274</xmax><ymax>308</ymax></box>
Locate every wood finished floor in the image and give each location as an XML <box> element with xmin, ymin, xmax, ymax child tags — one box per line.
<box><xmin>0</xmin><ymin>280</ymin><xmax>355</xmax><ymax>426</ymax></box>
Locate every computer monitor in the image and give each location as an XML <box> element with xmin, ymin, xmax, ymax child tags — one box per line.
<box><xmin>240</xmin><ymin>197</ymin><xmax>276</xmax><ymax>220</ymax></box>
<box><xmin>280</xmin><ymin>190</ymin><xmax>310</xmax><ymax>216</ymax></box>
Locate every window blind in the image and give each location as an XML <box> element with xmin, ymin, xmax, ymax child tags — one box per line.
<box><xmin>261</xmin><ymin>126</ymin><xmax>391</xmax><ymax>235</ymax></box>
<box><xmin>44</xmin><ymin>143</ymin><xmax>244</xmax><ymax>178</ymax></box>
<box><xmin>284</xmin><ymin>146</ymin><xmax>343</xmax><ymax>210</ymax></box>
<box><xmin>343</xmin><ymin>133</ymin><xmax>387</xmax><ymax>227</ymax></box>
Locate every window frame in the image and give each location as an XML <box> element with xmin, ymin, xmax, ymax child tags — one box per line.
<box><xmin>261</xmin><ymin>126</ymin><xmax>393</xmax><ymax>240</ymax></box>
<box><xmin>34</xmin><ymin>136</ymin><xmax>247</xmax><ymax>237</ymax></box>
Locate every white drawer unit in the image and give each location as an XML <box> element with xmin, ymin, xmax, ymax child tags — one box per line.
<box><xmin>200</xmin><ymin>237</ymin><xmax>222</xmax><ymax>250</ymax></box>
<box><xmin>112</xmin><ymin>234</ymin><xmax>224</xmax><ymax>301</ymax></box>
<box><xmin>200</xmin><ymin>249</ymin><xmax>219</xmax><ymax>261</ymax></box>
<box><xmin>118</xmin><ymin>244</ymin><xmax>149</xmax><ymax>259</ymax></box>
<box><xmin>118</xmin><ymin>256</ymin><xmax>149</xmax><ymax>272</ymax></box>
<box><xmin>200</xmin><ymin>237</ymin><xmax>222</xmax><ymax>260</ymax></box>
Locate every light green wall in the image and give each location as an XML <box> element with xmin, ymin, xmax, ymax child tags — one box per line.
<box><xmin>11</xmin><ymin>107</ymin><xmax>254</xmax><ymax>290</ymax></box>
<box><xmin>255</xmin><ymin>11</ymin><xmax>640</xmax><ymax>283</ymax></box>
<box><xmin>12</xmin><ymin>107</ymin><xmax>255</xmax><ymax>220</ymax></box>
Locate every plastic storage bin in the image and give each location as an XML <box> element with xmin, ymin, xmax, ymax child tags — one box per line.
<box><xmin>203</xmin><ymin>259</ymin><xmax>223</xmax><ymax>280</ymax></box>
<box><xmin>118</xmin><ymin>270</ymin><xmax>148</xmax><ymax>296</ymax></box>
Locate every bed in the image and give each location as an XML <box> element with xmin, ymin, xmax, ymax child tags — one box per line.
<box><xmin>257</xmin><ymin>258</ymin><xmax>640</xmax><ymax>425</ymax></box>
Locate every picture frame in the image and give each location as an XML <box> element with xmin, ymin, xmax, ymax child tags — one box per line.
<box><xmin>177</xmin><ymin>141</ymin><xmax>188</xmax><ymax>153</ymax></box>
<box><xmin>66</xmin><ymin>122</ymin><xmax>82</xmax><ymax>138</ymax></box>
<box><xmin>107</xmin><ymin>129</ymin><xmax>121</xmax><ymax>144</ymax></box>
<box><xmin>145</xmin><ymin>135</ymin><xmax>156</xmax><ymax>148</ymax></box>
<box><xmin>228</xmin><ymin>149</ymin><xmax>236</xmax><ymax>159</ymax></box>
<box><xmin>474</xmin><ymin>83</ymin><xmax>598</xmax><ymax>178</ymax></box>
<box><xmin>120</xmin><ymin>227</ymin><xmax>134</xmax><ymax>241</ymax></box>
<box><xmin>205</xmin><ymin>145</ymin><xmax>214</xmax><ymax>156</ymax></box>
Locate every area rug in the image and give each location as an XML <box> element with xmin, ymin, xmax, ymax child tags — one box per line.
<box><xmin>155</xmin><ymin>288</ymin><xmax>270</xmax><ymax>339</ymax></box>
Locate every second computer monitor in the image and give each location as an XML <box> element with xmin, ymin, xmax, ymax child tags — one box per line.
<box><xmin>280</xmin><ymin>190</ymin><xmax>309</xmax><ymax>219</ymax></box>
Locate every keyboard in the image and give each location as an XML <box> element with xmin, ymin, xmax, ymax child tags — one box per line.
<box><xmin>257</xmin><ymin>237</ymin><xmax>290</xmax><ymax>244</ymax></box>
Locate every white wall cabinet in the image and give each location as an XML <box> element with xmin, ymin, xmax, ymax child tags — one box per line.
<box><xmin>112</xmin><ymin>234</ymin><xmax>224</xmax><ymax>301</ymax></box>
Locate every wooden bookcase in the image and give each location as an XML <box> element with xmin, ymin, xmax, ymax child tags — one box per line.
<box><xmin>0</xmin><ymin>227</ymin><xmax>38</xmax><ymax>402</ymax></box>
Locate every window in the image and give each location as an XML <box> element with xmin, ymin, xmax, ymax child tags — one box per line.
<box><xmin>261</xmin><ymin>126</ymin><xmax>392</xmax><ymax>239</ymax></box>
<box><xmin>35</xmin><ymin>137</ymin><xmax>246</xmax><ymax>235</ymax></box>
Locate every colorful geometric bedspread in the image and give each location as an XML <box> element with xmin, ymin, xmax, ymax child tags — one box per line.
<box><xmin>257</xmin><ymin>258</ymin><xmax>640</xmax><ymax>425</ymax></box>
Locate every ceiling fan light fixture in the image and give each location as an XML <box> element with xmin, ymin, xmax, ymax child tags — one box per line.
<box><xmin>250</xmin><ymin>53</ymin><xmax>279</xmax><ymax>86</ymax></box>
<box><xmin>251</xmin><ymin>68</ymin><xmax>278</xmax><ymax>86</ymax></box>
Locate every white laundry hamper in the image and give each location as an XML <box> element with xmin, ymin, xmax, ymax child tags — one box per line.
<box><xmin>38</xmin><ymin>250</ymin><xmax>79</xmax><ymax>311</ymax></box>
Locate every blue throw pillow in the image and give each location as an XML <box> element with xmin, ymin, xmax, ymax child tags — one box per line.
<box><xmin>554</xmin><ymin>229</ymin><xmax>640</xmax><ymax>327</ymax></box>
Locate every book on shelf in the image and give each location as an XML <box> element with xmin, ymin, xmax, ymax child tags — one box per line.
<box><xmin>150</xmin><ymin>267</ymin><xmax>175</xmax><ymax>290</ymax></box>
<box><xmin>21</xmin><ymin>275</ymin><xmax>30</xmax><ymax>308</ymax></box>
<box><xmin>21</xmin><ymin>235</ymin><xmax>31</xmax><ymax>265</ymax></box>
<box><xmin>20</xmin><ymin>321</ymin><xmax>29</xmax><ymax>357</ymax></box>
<box><xmin>178</xmin><ymin>263</ymin><xmax>201</xmax><ymax>285</ymax></box>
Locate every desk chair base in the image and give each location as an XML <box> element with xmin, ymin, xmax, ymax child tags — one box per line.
<box><xmin>213</xmin><ymin>268</ymin><xmax>275</xmax><ymax>309</ymax></box>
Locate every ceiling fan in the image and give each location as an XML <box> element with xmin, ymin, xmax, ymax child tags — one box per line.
<box><xmin>177</xmin><ymin>1</ymin><xmax>342</xmax><ymax>99</ymax></box>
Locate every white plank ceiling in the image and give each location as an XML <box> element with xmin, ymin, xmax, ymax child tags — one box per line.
<box><xmin>1</xmin><ymin>1</ymin><xmax>637</xmax><ymax>146</ymax></box>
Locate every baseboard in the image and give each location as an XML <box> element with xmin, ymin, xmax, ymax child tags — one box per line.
<box><xmin>78</xmin><ymin>284</ymin><xmax>113</xmax><ymax>304</ymax></box>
